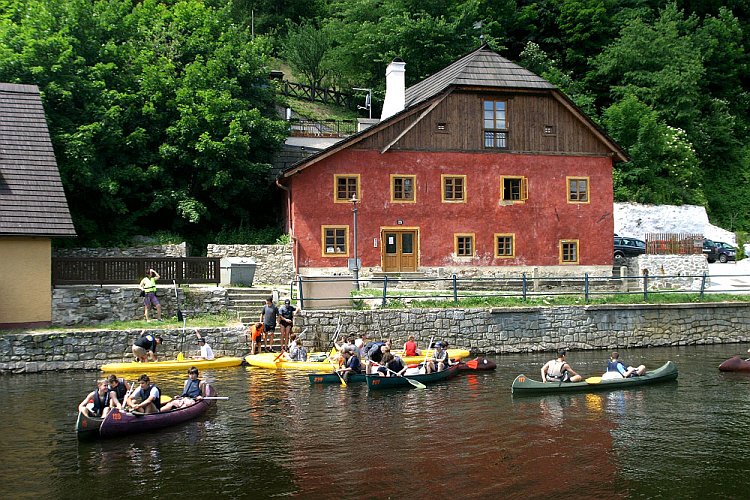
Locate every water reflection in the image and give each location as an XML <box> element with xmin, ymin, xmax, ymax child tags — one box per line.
<box><xmin>1</xmin><ymin>345</ymin><xmax>750</xmax><ymax>498</ymax></box>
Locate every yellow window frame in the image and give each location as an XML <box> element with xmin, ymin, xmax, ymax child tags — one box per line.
<box><xmin>567</xmin><ymin>176</ymin><xmax>590</xmax><ymax>204</ymax></box>
<box><xmin>559</xmin><ymin>239</ymin><xmax>579</xmax><ymax>264</ymax></box>
<box><xmin>390</xmin><ymin>174</ymin><xmax>416</xmax><ymax>203</ymax></box>
<box><xmin>494</xmin><ymin>233</ymin><xmax>515</xmax><ymax>258</ymax></box>
<box><xmin>454</xmin><ymin>233</ymin><xmax>475</xmax><ymax>257</ymax></box>
<box><xmin>321</xmin><ymin>225</ymin><xmax>349</xmax><ymax>257</ymax></box>
<box><xmin>441</xmin><ymin>174</ymin><xmax>467</xmax><ymax>203</ymax></box>
<box><xmin>333</xmin><ymin>174</ymin><xmax>361</xmax><ymax>203</ymax></box>
<box><xmin>500</xmin><ymin>176</ymin><xmax>528</xmax><ymax>202</ymax></box>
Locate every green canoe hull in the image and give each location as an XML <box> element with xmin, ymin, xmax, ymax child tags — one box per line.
<box><xmin>308</xmin><ymin>373</ymin><xmax>367</xmax><ymax>384</ymax></box>
<box><xmin>366</xmin><ymin>364</ymin><xmax>459</xmax><ymax>390</ymax></box>
<box><xmin>511</xmin><ymin>361</ymin><xmax>678</xmax><ymax>395</ymax></box>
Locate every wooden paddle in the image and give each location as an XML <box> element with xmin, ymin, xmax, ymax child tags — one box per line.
<box><xmin>586</xmin><ymin>376</ymin><xmax>602</xmax><ymax>384</ymax></box>
<box><xmin>382</xmin><ymin>364</ymin><xmax>426</xmax><ymax>389</ymax></box>
<box><xmin>422</xmin><ymin>336</ymin><xmax>434</xmax><ymax>373</ymax></box>
<box><xmin>273</xmin><ymin>348</ymin><xmax>286</xmax><ymax>362</ymax></box>
<box><xmin>333</xmin><ymin>368</ymin><xmax>348</xmax><ymax>387</ymax></box>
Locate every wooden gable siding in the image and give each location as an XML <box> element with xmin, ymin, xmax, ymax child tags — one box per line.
<box><xmin>354</xmin><ymin>91</ymin><xmax>611</xmax><ymax>156</ymax></box>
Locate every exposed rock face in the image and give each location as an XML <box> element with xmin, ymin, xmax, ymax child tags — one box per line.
<box><xmin>615</xmin><ymin>203</ymin><xmax>735</xmax><ymax>244</ymax></box>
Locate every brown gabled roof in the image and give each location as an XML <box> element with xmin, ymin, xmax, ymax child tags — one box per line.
<box><xmin>405</xmin><ymin>45</ymin><xmax>555</xmax><ymax>107</ymax></box>
<box><xmin>0</xmin><ymin>83</ymin><xmax>76</xmax><ymax>237</ymax></box>
<box><xmin>280</xmin><ymin>46</ymin><xmax>627</xmax><ymax>178</ymax></box>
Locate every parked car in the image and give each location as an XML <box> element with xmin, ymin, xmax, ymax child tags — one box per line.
<box><xmin>614</xmin><ymin>236</ymin><xmax>646</xmax><ymax>262</ymax></box>
<box><xmin>714</xmin><ymin>241</ymin><xmax>737</xmax><ymax>263</ymax></box>
<box><xmin>702</xmin><ymin>239</ymin><xmax>719</xmax><ymax>263</ymax></box>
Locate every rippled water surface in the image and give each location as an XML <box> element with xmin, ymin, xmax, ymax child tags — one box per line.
<box><xmin>1</xmin><ymin>345</ymin><xmax>749</xmax><ymax>499</ymax></box>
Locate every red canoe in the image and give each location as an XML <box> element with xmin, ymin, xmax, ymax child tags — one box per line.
<box><xmin>718</xmin><ymin>356</ymin><xmax>750</xmax><ymax>372</ymax></box>
<box><xmin>458</xmin><ymin>357</ymin><xmax>497</xmax><ymax>371</ymax></box>
<box><xmin>97</xmin><ymin>384</ymin><xmax>217</xmax><ymax>438</ymax></box>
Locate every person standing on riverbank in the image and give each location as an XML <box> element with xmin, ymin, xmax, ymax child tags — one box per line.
<box><xmin>541</xmin><ymin>349</ymin><xmax>582</xmax><ymax>383</ymax></box>
<box><xmin>278</xmin><ymin>299</ymin><xmax>297</xmax><ymax>349</ymax></box>
<box><xmin>138</xmin><ymin>268</ymin><xmax>162</xmax><ymax>321</ymax></box>
<box><xmin>260</xmin><ymin>296</ymin><xmax>279</xmax><ymax>352</ymax></box>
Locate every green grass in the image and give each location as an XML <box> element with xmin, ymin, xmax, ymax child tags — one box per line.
<box><xmin>4</xmin><ymin>313</ymin><xmax>238</xmax><ymax>334</ymax></box>
<box><xmin>354</xmin><ymin>290</ymin><xmax>750</xmax><ymax>309</ymax></box>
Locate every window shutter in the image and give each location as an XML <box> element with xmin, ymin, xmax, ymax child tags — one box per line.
<box><xmin>521</xmin><ymin>177</ymin><xmax>528</xmax><ymax>201</ymax></box>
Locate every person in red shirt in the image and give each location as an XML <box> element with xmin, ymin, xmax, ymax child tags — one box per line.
<box><xmin>248</xmin><ymin>322</ymin><xmax>264</xmax><ymax>354</ymax></box>
<box><xmin>403</xmin><ymin>335</ymin><xmax>420</xmax><ymax>357</ymax></box>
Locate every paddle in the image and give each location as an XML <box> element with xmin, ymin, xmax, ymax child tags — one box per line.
<box><xmin>333</xmin><ymin>368</ymin><xmax>348</xmax><ymax>387</ymax></box>
<box><xmin>273</xmin><ymin>348</ymin><xmax>286</xmax><ymax>362</ymax></box>
<box><xmin>382</xmin><ymin>364</ymin><xmax>426</xmax><ymax>389</ymax></box>
<box><xmin>465</xmin><ymin>359</ymin><xmax>479</xmax><ymax>370</ymax></box>
<box><xmin>200</xmin><ymin>396</ymin><xmax>230</xmax><ymax>400</ymax></box>
<box><xmin>174</xmin><ymin>280</ymin><xmax>185</xmax><ymax>361</ymax></box>
<box><xmin>585</xmin><ymin>377</ymin><xmax>602</xmax><ymax>384</ymax></box>
<box><xmin>422</xmin><ymin>336</ymin><xmax>434</xmax><ymax>373</ymax></box>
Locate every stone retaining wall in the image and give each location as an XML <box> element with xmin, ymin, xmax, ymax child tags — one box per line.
<box><xmin>4</xmin><ymin>302</ymin><xmax>747</xmax><ymax>373</ymax></box>
<box><xmin>0</xmin><ymin>327</ymin><xmax>248</xmax><ymax>373</ymax></box>
<box><xmin>206</xmin><ymin>244</ymin><xmax>295</xmax><ymax>285</ymax></box>
<box><xmin>53</xmin><ymin>243</ymin><xmax>188</xmax><ymax>258</ymax></box>
<box><xmin>52</xmin><ymin>287</ymin><xmax>229</xmax><ymax>326</ymax></box>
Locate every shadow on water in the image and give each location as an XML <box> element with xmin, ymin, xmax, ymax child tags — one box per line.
<box><xmin>1</xmin><ymin>344</ymin><xmax>750</xmax><ymax>498</ymax></box>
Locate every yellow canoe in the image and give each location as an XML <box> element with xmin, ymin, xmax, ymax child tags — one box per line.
<box><xmin>100</xmin><ymin>356</ymin><xmax>244</xmax><ymax>373</ymax></box>
<box><xmin>244</xmin><ymin>349</ymin><xmax>470</xmax><ymax>371</ymax></box>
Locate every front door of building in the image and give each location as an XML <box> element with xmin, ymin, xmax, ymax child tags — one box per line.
<box><xmin>382</xmin><ymin>229</ymin><xmax>418</xmax><ymax>272</ymax></box>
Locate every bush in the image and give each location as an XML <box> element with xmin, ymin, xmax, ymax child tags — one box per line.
<box><xmin>214</xmin><ymin>226</ymin><xmax>284</xmax><ymax>245</ymax></box>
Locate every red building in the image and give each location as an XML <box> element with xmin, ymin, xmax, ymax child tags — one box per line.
<box><xmin>278</xmin><ymin>46</ymin><xmax>627</xmax><ymax>278</ymax></box>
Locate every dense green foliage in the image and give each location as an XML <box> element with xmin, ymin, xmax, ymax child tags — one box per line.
<box><xmin>1</xmin><ymin>0</ymin><xmax>749</xmax><ymax>247</ymax></box>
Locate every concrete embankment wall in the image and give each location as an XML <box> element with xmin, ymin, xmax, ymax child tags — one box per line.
<box><xmin>2</xmin><ymin>303</ymin><xmax>749</xmax><ymax>373</ymax></box>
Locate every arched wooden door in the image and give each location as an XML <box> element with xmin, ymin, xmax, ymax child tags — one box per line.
<box><xmin>381</xmin><ymin>229</ymin><xmax>418</xmax><ymax>272</ymax></box>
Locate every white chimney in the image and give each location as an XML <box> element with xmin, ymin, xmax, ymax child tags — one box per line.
<box><xmin>380</xmin><ymin>58</ymin><xmax>406</xmax><ymax>120</ymax></box>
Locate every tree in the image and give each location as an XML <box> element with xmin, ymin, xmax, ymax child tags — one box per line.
<box><xmin>0</xmin><ymin>0</ymin><xmax>287</xmax><ymax>244</ymax></box>
<box><xmin>282</xmin><ymin>20</ymin><xmax>333</xmax><ymax>90</ymax></box>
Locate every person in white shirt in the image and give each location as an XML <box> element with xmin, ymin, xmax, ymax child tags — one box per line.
<box><xmin>192</xmin><ymin>331</ymin><xmax>215</xmax><ymax>360</ymax></box>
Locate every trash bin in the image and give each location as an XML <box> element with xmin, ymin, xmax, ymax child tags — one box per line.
<box><xmin>220</xmin><ymin>257</ymin><xmax>257</xmax><ymax>286</ymax></box>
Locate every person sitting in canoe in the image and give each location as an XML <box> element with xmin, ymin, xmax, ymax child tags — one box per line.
<box><xmin>376</xmin><ymin>352</ymin><xmax>407</xmax><ymax>377</ymax></box>
<box><xmin>403</xmin><ymin>335</ymin><xmax>421</xmax><ymax>357</ymax></box>
<box><xmin>604</xmin><ymin>351</ymin><xmax>646</xmax><ymax>379</ymax></box>
<box><xmin>78</xmin><ymin>379</ymin><xmax>112</xmax><ymax>419</ymax></box>
<box><xmin>127</xmin><ymin>374</ymin><xmax>161</xmax><ymax>414</ymax></box>
<box><xmin>106</xmin><ymin>374</ymin><xmax>130</xmax><ymax>411</ymax></box>
<box><xmin>288</xmin><ymin>337</ymin><xmax>308</xmax><ymax>362</ymax></box>
<box><xmin>541</xmin><ymin>349</ymin><xmax>583</xmax><ymax>383</ymax></box>
<box><xmin>161</xmin><ymin>367</ymin><xmax>203</xmax><ymax>411</ymax></box>
<box><xmin>336</xmin><ymin>349</ymin><xmax>362</xmax><ymax>383</ymax></box>
<box><xmin>192</xmin><ymin>331</ymin><xmax>214</xmax><ymax>360</ymax></box>
<box><xmin>132</xmin><ymin>331</ymin><xmax>163</xmax><ymax>363</ymax></box>
<box><xmin>426</xmin><ymin>342</ymin><xmax>450</xmax><ymax>373</ymax></box>
<box><xmin>365</xmin><ymin>339</ymin><xmax>391</xmax><ymax>374</ymax></box>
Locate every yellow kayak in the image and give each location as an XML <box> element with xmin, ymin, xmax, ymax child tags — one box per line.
<box><xmin>100</xmin><ymin>356</ymin><xmax>244</xmax><ymax>373</ymax></box>
<box><xmin>244</xmin><ymin>349</ymin><xmax>470</xmax><ymax>371</ymax></box>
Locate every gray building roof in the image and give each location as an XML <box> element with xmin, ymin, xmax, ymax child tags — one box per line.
<box><xmin>405</xmin><ymin>45</ymin><xmax>556</xmax><ymax>107</ymax></box>
<box><xmin>0</xmin><ymin>82</ymin><xmax>76</xmax><ymax>237</ymax></box>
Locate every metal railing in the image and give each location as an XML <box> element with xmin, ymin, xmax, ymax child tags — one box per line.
<box><xmin>288</xmin><ymin>118</ymin><xmax>357</xmax><ymax>138</ymax></box>
<box><xmin>294</xmin><ymin>270</ymin><xmax>749</xmax><ymax>309</ymax></box>
<box><xmin>279</xmin><ymin>80</ymin><xmax>354</xmax><ymax>107</ymax></box>
<box><xmin>52</xmin><ymin>257</ymin><xmax>221</xmax><ymax>286</ymax></box>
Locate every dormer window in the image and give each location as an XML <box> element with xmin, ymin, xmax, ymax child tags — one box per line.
<box><xmin>483</xmin><ymin>100</ymin><xmax>508</xmax><ymax>149</ymax></box>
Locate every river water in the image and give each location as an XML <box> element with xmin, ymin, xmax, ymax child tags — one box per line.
<box><xmin>0</xmin><ymin>344</ymin><xmax>748</xmax><ymax>499</ymax></box>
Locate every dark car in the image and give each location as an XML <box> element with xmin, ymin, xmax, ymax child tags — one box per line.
<box><xmin>702</xmin><ymin>239</ymin><xmax>719</xmax><ymax>263</ymax></box>
<box><xmin>614</xmin><ymin>236</ymin><xmax>646</xmax><ymax>262</ymax></box>
<box><xmin>714</xmin><ymin>241</ymin><xmax>737</xmax><ymax>263</ymax></box>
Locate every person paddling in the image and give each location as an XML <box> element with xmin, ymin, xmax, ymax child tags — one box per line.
<box><xmin>336</xmin><ymin>349</ymin><xmax>362</xmax><ymax>383</ymax></box>
<box><xmin>541</xmin><ymin>348</ymin><xmax>582</xmax><ymax>383</ymax></box>
<box><xmin>127</xmin><ymin>374</ymin><xmax>161</xmax><ymax>414</ymax></box>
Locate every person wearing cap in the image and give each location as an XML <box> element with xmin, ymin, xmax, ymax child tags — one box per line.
<box><xmin>541</xmin><ymin>348</ymin><xmax>582</xmax><ymax>383</ymax></box>
<box><xmin>605</xmin><ymin>351</ymin><xmax>645</xmax><ymax>378</ymax></box>
<box><xmin>426</xmin><ymin>341</ymin><xmax>449</xmax><ymax>373</ymax></box>
<box><xmin>278</xmin><ymin>298</ymin><xmax>298</xmax><ymax>349</ymax></box>
<box><xmin>192</xmin><ymin>331</ymin><xmax>214</xmax><ymax>360</ymax></box>
<box><xmin>161</xmin><ymin>367</ymin><xmax>204</xmax><ymax>411</ymax></box>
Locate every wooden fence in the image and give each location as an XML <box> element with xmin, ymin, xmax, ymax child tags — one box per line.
<box><xmin>645</xmin><ymin>233</ymin><xmax>703</xmax><ymax>255</ymax></box>
<box><xmin>52</xmin><ymin>258</ymin><xmax>221</xmax><ymax>286</ymax></box>
<box><xmin>280</xmin><ymin>80</ymin><xmax>354</xmax><ymax>107</ymax></box>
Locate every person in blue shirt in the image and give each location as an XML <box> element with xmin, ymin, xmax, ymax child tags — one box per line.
<box><xmin>606</xmin><ymin>351</ymin><xmax>646</xmax><ymax>378</ymax></box>
<box><xmin>336</xmin><ymin>349</ymin><xmax>361</xmax><ymax>382</ymax></box>
<box><xmin>161</xmin><ymin>367</ymin><xmax>204</xmax><ymax>411</ymax></box>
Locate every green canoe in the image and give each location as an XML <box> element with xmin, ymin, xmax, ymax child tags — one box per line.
<box><xmin>366</xmin><ymin>364</ymin><xmax>459</xmax><ymax>390</ymax></box>
<box><xmin>511</xmin><ymin>360</ymin><xmax>678</xmax><ymax>395</ymax></box>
